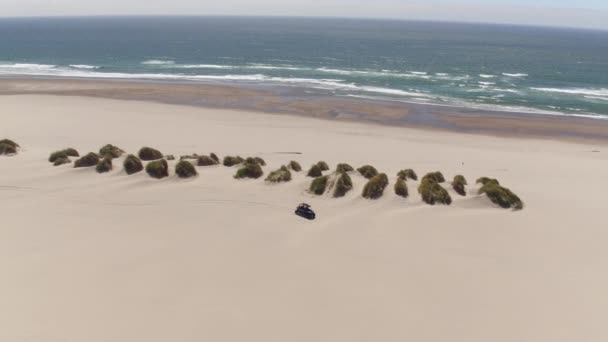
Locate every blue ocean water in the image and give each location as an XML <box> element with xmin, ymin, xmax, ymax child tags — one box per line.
<box><xmin>1</xmin><ymin>16</ymin><xmax>607</xmax><ymax>118</ymax></box>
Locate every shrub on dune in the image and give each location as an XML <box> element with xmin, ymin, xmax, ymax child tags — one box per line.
<box><xmin>197</xmin><ymin>155</ymin><xmax>219</xmax><ymax>166</ymax></box>
<box><xmin>397</xmin><ymin>169</ymin><xmax>418</xmax><ymax>181</ymax></box>
<box><xmin>476</xmin><ymin>177</ymin><xmax>500</xmax><ymax>186</ymax></box>
<box><xmin>479</xmin><ymin>182</ymin><xmax>523</xmax><ymax>210</ymax></box>
<box><xmin>165</xmin><ymin>154</ymin><xmax>175</xmax><ymax>161</ymax></box>
<box><xmin>394</xmin><ymin>178</ymin><xmax>409</xmax><ymax>198</ymax></box>
<box><xmin>138</xmin><ymin>147</ymin><xmax>163</xmax><ymax>161</ymax></box>
<box><xmin>336</xmin><ymin>163</ymin><xmax>354</xmax><ymax>173</ymax></box>
<box><xmin>99</xmin><ymin>144</ymin><xmax>124</xmax><ymax>158</ymax></box>
<box><xmin>288</xmin><ymin>160</ymin><xmax>302</xmax><ymax>172</ymax></box>
<box><xmin>316</xmin><ymin>161</ymin><xmax>330</xmax><ymax>171</ymax></box>
<box><xmin>95</xmin><ymin>157</ymin><xmax>113</xmax><ymax>173</ymax></box>
<box><xmin>418</xmin><ymin>178</ymin><xmax>452</xmax><ymax>205</ymax></box>
<box><xmin>234</xmin><ymin>160</ymin><xmax>264</xmax><ymax>179</ymax></box>
<box><xmin>265</xmin><ymin>165</ymin><xmax>292</xmax><ymax>183</ymax></box>
<box><xmin>210</xmin><ymin>153</ymin><xmax>219</xmax><ymax>163</ymax></box>
<box><xmin>0</xmin><ymin>139</ymin><xmax>19</xmax><ymax>155</ymax></box>
<box><xmin>74</xmin><ymin>152</ymin><xmax>100</xmax><ymax>168</ymax></box>
<box><xmin>307</xmin><ymin>164</ymin><xmax>323</xmax><ymax>178</ymax></box>
<box><xmin>49</xmin><ymin>148</ymin><xmax>79</xmax><ymax>163</ymax></box>
<box><xmin>146</xmin><ymin>159</ymin><xmax>169</xmax><ymax>179</ymax></box>
<box><xmin>175</xmin><ymin>160</ymin><xmax>198</xmax><ymax>178</ymax></box>
<box><xmin>223</xmin><ymin>155</ymin><xmax>244</xmax><ymax>167</ymax></box>
<box><xmin>123</xmin><ymin>154</ymin><xmax>144</xmax><ymax>175</ymax></box>
<box><xmin>254</xmin><ymin>157</ymin><xmax>266</xmax><ymax>166</ymax></box>
<box><xmin>53</xmin><ymin>157</ymin><xmax>71</xmax><ymax>166</ymax></box>
<box><xmin>333</xmin><ymin>172</ymin><xmax>353</xmax><ymax>198</ymax></box>
<box><xmin>452</xmin><ymin>175</ymin><xmax>468</xmax><ymax>196</ymax></box>
<box><xmin>362</xmin><ymin>173</ymin><xmax>389</xmax><ymax>199</ymax></box>
<box><xmin>179</xmin><ymin>154</ymin><xmax>199</xmax><ymax>161</ymax></box>
<box><xmin>309</xmin><ymin>175</ymin><xmax>329</xmax><ymax>195</ymax></box>
<box><xmin>357</xmin><ymin>165</ymin><xmax>378</xmax><ymax>179</ymax></box>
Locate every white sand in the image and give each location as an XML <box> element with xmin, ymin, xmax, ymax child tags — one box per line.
<box><xmin>1</xmin><ymin>95</ymin><xmax>608</xmax><ymax>342</ymax></box>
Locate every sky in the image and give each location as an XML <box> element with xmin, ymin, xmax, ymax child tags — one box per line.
<box><xmin>1</xmin><ymin>0</ymin><xmax>608</xmax><ymax>30</ymax></box>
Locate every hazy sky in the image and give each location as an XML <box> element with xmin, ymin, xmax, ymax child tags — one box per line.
<box><xmin>2</xmin><ymin>0</ymin><xmax>608</xmax><ymax>30</ymax></box>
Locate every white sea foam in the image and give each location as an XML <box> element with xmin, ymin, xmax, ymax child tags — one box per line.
<box><xmin>502</xmin><ymin>73</ymin><xmax>528</xmax><ymax>77</ymax></box>
<box><xmin>141</xmin><ymin>60</ymin><xmax>175</xmax><ymax>65</ymax></box>
<box><xmin>0</xmin><ymin>63</ymin><xmax>56</xmax><ymax>70</ymax></box>
<box><xmin>478</xmin><ymin>81</ymin><xmax>496</xmax><ymax>86</ymax></box>
<box><xmin>531</xmin><ymin>87</ymin><xmax>608</xmax><ymax>97</ymax></box>
<box><xmin>479</xmin><ymin>74</ymin><xmax>496</xmax><ymax>78</ymax></box>
<box><xmin>69</xmin><ymin>64</ymin><xmax>100</xmax><ymax>69</ymax></box>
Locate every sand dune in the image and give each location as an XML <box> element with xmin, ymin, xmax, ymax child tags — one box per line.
<box><xmin>1</xmin><ymin>95</ymin><xmax>608</xmax><ymax>342</ymax></box>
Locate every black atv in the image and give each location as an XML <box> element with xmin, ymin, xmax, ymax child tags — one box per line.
<box><xmin>295</xmin><ymin>203</ymin><xmax>316</xmax><ymax>220</ymax></box>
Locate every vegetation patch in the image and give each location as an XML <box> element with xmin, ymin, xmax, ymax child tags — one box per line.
<box><xmin>288</xmin><ymin>160</ymin><xmax>302</xmax><ymax>172</ymax></box>
<box><xmin>265</xmin><ymin>165</ymin><xmax>292</xmax><ymax>183</ymax></box>
<box><xmin>479</xmin><ymin>182</ymin><xmax>524</xmax><ymax>210</ymax></box>
<box><xmin>307</xmin><ymin>164</ymin><xmax>323</xmax><ymax>178</ymax></box>
<box><xmin>336</xmin><ymin>163</ymin><xmax>354</xmax><ymax>173</ymax></box>
<box><xmin>99</xmin><ymin>144</ymin><xmax>124</xmax><ymax>158</ymax></box>
<box><xmin>146</xmin><ymin>159</ymin><xmax>169</xmax><ymax>179</ymax></box>
<box><xmin>357</xmin><ymin>165</ymin><xmax>378</xmax><ymax>179</ymax></box>
<box><xmin>223</xmin><ymin>155</ymin><xmax>244</xmax><ymax>167</ymax></box>
<box><xmin>394</xmin><ymin>178</ymin><xmax>409</xmax><ymax>198</ymax></box>
<box><xmin>53</xmin><ymin>157</ymin><xmax>71</xmax><ymax>166</ymax></box>
<box><xmin>74</xmin><ymin>152</ymin><xmax>100</xmax><ymax>168</ymax></box>
<box><xmin>95</xmin><ymin>157</ymin><xmax>113</xmax><ymax>173</ymax></box>
<box><xmin>253</xmin><ymin>157</ymin><xmax>266</xmax><ymax>166</ymax></box>
<box><xmin>476</xmin><ymin>177</ymin><xmax>500</xmax><ymax>186</ymax></box>
<box><xmin>333</xmin><ymin>172</ymin><xmax>353</xmax><ymax>198</ymax></box>
<box><xmin>362</xmin><ymin>173</ymin><xmax>389</xmax><ymax>199</ymax></box>
<box><xmin>397</xmin><ymin>169</ymin><xmax>418</xmax><ymax>181</ymax></box>
<box><xmin>234</xmin><ymin>160</ymin><xmax>264</xmax><ymax>179</ymax></box>
<box><xmin>197</xmin><ymin>155</ymin><xmax>219</xmax><ymax>166</ymax></box>
<box><xmin>452</xmin><ymin>175</ymin><xmax>468</xmax><ymax>196</ymax></box>
<box><xmin>0</xmin><ymin>139</ymin><xmax>19</xmax><ymax>155</ymax></box>
<box><xmin>123</xmin><ymin>154</ymin><xmax>144</xmax><ymax>175</ymax></box>
<box><xmin>165</xmin><ymin>154</ymin><xmax>176</xmax><ymax>161</ymax></box>
<box><xmin>418</xmin><ymin>178</ymin><xmax>452</xmax><ymax>205</ymax></box>
<box><xmin>422</xmin><ymin>171</ymin><xmax>445</xmax><ymax>183</ymax></box>
<box><xmin>175</xmin><ymin>160</ymin><xmax>198</xmax><ymax>178</ymax></box>
<box><xmin>309</xmin><ymin>175</ymin><xmax>329</xmax><ymax>195</ymax></box>
<box><xmin>49</xmin><ymin>148</ymin><xmax>79</xmax><ymax>163</ymax></box>
<box><xmin>179</xmin><ymin>154</ymin><xmax>199</xmax><ymax>161</ymax></box>
<box><xmin>138</xmin><ymin>147</ymin><xmax>163</xmax><ymax>161</ymax></box>
<box><xmin>316</xmin><ymin>161</ymin><xmax>330</xmax><ymax>171</ymax></box>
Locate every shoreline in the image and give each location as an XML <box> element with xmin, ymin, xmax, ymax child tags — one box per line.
<box><xmin>2</xmin><ymin>76</ymin><xmax>608</xmax><ymax>143</ymax></box>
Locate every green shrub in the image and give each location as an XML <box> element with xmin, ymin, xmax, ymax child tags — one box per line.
<box><xmin>397</xmin><ymin>169</ymin><xmax>418</xmax><ymax>181</ymax></box>
<box><xmin>254</xmin><ymin>157</ymin><xmax>266</xmax><ymax>166</ymax></box>
<box><xmin>210</xmin><ymin>153</ymin><xmax>219</xmax><ymax>163</ymax></box>
<box><xmin>336</xmin><ymin>163</ymin><xmax>354</xmax><ymax>173</ymax></box>
<box><xmin>234</xmin><ymin>160</ymin><xmax>264</xmax><ymax>179</ymax></box>
<box><xmin>309</xmin><ymin>176</ymin><xmax>329</xmax><ymax>195</ymax></box>
<box><xmin>74</xmin><ymin>153</ymin><xmax>100</xmax><ymax>168</ymax></box>
<box><xmin>476</xmin><ymin>177</ymin><xmax>500</xmax><ymax>186</ymax></box>
<box><xmin>49</xmin><ymin>148</ymin><xmax>79</xmax><ymax>162</ymax></box>
<box><xmin>362</xmin><ymin>173</ymin><xmax>389</xmax><ymax>199</ymax></box>
<box><xmin>0</xmin><ymin>139</ymin><xmax>19</xmax><ymax>155</ymax></box>
<box><xmin>95</xmin><ymin>157</ymin><xmax>113</xmax><ymax>173</ymax></box>
<box><xmin>138</xmin><ymin>147</ymin><xmax>163</xmax><ymax>161</ymax></box>
<box><xmin>479</xmin><ymin>183</ymin><xmax>523</xmax><ymax>210</ymax></box>
<box><xmin>333</xmin><ymin>172</ymin><xmax>353</xmax><ymax>198</ymax></box>
<box><xmin>265</xmin><ymin>165</ymin><xmax>292</xmax><ymax>183</ymax></box>
<box><xmin>197</xmin><ymin>155</ymin><xmax>219</xmax><ymax>166</ymax></box>
<box><xmin>316</xmin><ymin>161</ymin><xmax>330</xmax><ymax>171</ymax></box>
<box><xmin>223</xmin><ymin>155</ymin><xmax>244</xmax><ymax>167</ymax></box>
<box><xmin>394</xmin><ymin>178</ymin><xmax>409</xmax><ymax>198</ymax></box>
<box><xmin>165</xmin><ymin>154</ymin><xmax>176</xmax><ymax>161</ymax></box>
<box><xmin>357</xmin><ymin>165</ymin><xmax>378</xmax><ymax>179</ymax></box>
<box><xmin>99</xmin><ymin>144</ymin><xmax>124</xmax><ymax>158</ymax></box>
<box><xmin>421</xmin><ymin>171</ymin><xmax>445</xmax><ymax>183</ymax></box>
<box><xmin>146</xmin><ymin>159</ymin><xmax>169</xmax><ymax>179</ymax></box>
<box><xmin>53</xmin><ymin>157</ymin><xmax>71</xmax><ymax>166</ymax></box>
<box><xmin>452</xmin><ymin>175</ymin><xmax>467</xmax><ymax>196</ymax></box>
<box><xmin>288</xmin><ymin>160</ymin><xmax>302</xmax><ymax>172</ymax></box>
<box><xmin>123</xmin><ymin>154</ymin><xmax>144</xmax><ymax>175</ymax></box>
<box><xmin>175</xmin><ymin>160</ymin><xmax>198</xmax><ymax>178</ymax></box>
<box><xmin>418</xmin><ymin>178</ymin><xmax>452</xmax><ymax>205</ymax></box>
<box><xmin>307</xmin><ymin>164</ymin><xmax>323</xmax><ymax>177</ymax></box>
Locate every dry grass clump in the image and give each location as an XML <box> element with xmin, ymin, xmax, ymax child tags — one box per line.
<box><xmin>0</xmin><ymin>139</ymin><xmax>19</xmax><ymax>155</ymax></box>
<box><xmin>197</xmin><ymin>155</ymin><xmax>219</xmax><ymax>166</ymax></box>
<box><xmin>223</xmin><ymin>155</ymin><xmax>244</xmax><ymax>167</ymax></box>
<box><xmin>265</xmin><ymin>165</ymin><xmax>292</xmax><ymax>183</ymax></box>
<box><xmin>397</xmin><ymin>169</ymin><xmax>418</xmax><ymax>181</ymax></box>
<box><xmin>452</xmin><ymin>175</ymin><xmax>468</xmax><ymax>196</ymax></box>
<box><xmin>336</xmin><ymin>163</ymin><xmax>354</xmax><ymax>173</ymax></box>
<box><xmin>309</xmin><ymin>175</ymin><xmax>329</xmax><ymax>195</ymax></box>
<box><xmin>146</xmin><ymin>159</ymin><xmax>169</xmax><ymax>179</ymax></box>
<box><xmin>357</xmin><ymin>165</ymin><xmax>379</xmax><ymax>179</ymax></box>
<box><xmin>288</xmin><ymin>160</ymin><xmax>302</xmax><ymax>172</ymax></box>
<box><xmin>307</xmin><ymin>164</ymin><xmax>323</xmax><ymax>178</ymax></box>
<box><xmin>49</xmin><ymin>148</ymin><xmax>79</xmax><ymax>163</ymax></box>
<box><xmin>138</xmin><ymin>147</ymin><xmax>163</xmax><ymax>161</ymax></box>
<box><xmin>234</xmin><ymin>160</ymin><xmax>264</xmax><ymax>179</ymax></box>
<box><xmin>333</xmin><ymin>172</ymin><xmax>353</xmax><ymax>198</ymax></box>
<box><xmin>53</xmin><ymin>157</ymin><xmax>71</xmax><ymax>166</ymax></box>
<box><xmin>316</xmin><ymin>161</ymin><xmax>330</xmax><ymax>171</ymax></box>
<box><xmin>99</xmin><ymin>144</ymin><xmax>124</xmax><ymax>158</ymax></box>
<box><xmin>362</xmin><ymin>173</ymin><xmax>389</xmax><ymax>199</ymax></box>
<box><xmin>477</xmin><ymin>178</ymin><xmax>523</xmax><ymax>210</ymax></box>
<box><xmin>418</xmin><ymin>177</ymin><xmax>452</xmax><ymax>205</ymax></box>
<box><xmin>74</xmin><ymin>152</ymin><xmax>100</xmax><ymax>168</ymax></box>
<box><xmin>175</xmin><ymin>160</ymin><xmax>198</xmax><ymax>178</ymax></box>
<box><xmin>95</xmin><ymin>157</ymin><xmax>113</xmax><ymax>173</ymax></box>
<box><xmin>422</xmin><ymin>171</ymin><xmax>445</xmax><ymax>183</ymax></box>
<box><xmin>394</xmin><ymin>178</ymin><xmax>409</xmax><ymax>198</ymax></box>
<box><xmin>123</xmin><ymin>154</ymin><xmax>144</xmax><ymax>175</ymax></box>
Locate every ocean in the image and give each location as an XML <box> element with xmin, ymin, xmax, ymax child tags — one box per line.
<box><xmin>1</xmin><ymin>16</ymin><xmax>607</xmax><ymax>119</ymax></box>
